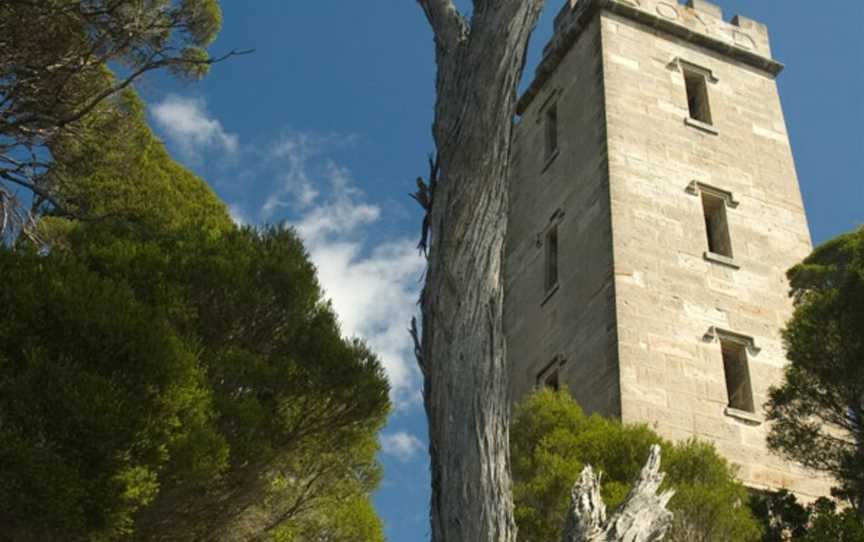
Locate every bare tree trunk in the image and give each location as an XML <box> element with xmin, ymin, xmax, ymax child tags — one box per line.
<box><xmin>562</xmin><ymin>445</ymin><xmax>674</xmax><ymax>542</ymax></box>
<box><xmin>414</xmin><ymin>1</ymin><xmax>544</xmax><ymax>541</ymax></box>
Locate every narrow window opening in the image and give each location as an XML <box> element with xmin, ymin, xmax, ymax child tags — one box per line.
<box><xmin>684</xmin><ymin>71</ymin><xmax>712</xmax><ymax>125</ymax></box>
<box><xmin>545</xmin><ymin>226</ymin><xmax>559</xmax><ymax>292</ymax></box>
<box><xmin>545</xmin><ymin>103</ymin><xmax>558</xmax><ymax>158</ymax></box>
<box><xmin>544</xmin><ymin>369</ymin><xmax>560</xmax><ymax>391</ymax></box>
<box><xmin>702</xmin><ymin>192</ymin><xmax>733</xmax><ymax>258</ymax></box>
<box><xmin>537</xmin><ymin>357</ymin><xmax>562</xmax><ymax>391</ymax></box>
<box><xmin>721</xmin><ymin>340</ymin><xmax>754</xmax><ymax>413</ymax></box>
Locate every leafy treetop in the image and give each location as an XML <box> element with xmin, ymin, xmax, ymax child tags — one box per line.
<box><xmin>0</xmin><ymin>0</ymin><xmax>246</xmax><ymax>241</ymax></box>
<box><xmin>0</xmin><ymin>88</ymin><xmax>390</xmax><ymax>540</ymax></box>
<box><xmin>766</xmin><ymin>227</ymin><xmax>864</xmax><ymax>511</ymax></box>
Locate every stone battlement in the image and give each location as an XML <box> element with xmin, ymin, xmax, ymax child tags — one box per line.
<box><xmin>520</xmin><ymin>0</ymin><xmax>782</xmax><ymax>114</ymax></box>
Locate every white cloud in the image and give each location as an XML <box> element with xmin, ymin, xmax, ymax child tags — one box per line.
<box><xmin>381</xmin><ymin>432</ymin><xmax>425</xmax><ymax>462</ymax></box>
<box><xmin>260</xmin><ymin>133</ymin><xmax>359</xmax><ymax>218</ymax></box>
<box><xmin>293</xmin><ymin>163</ymin><xmax>380</xmax><ymax>243</ymax></box>
<box><xmin>265</xmin><ymin>133</ymin><xmax>425</xmax><ymax>408</ymax></box>
<box><xmin>151</xmin><ymin>95</ymin><xmax>239</xmax><ymax>159</ymax></box>
<box><xmin>306</xmin><ymin>237</ymin><xmax>423</xmax><ymax>403</ymax></box>
<box><xmin>260</xmin><ymin>134</ymin><xmax>319</xmax><ymax>217</ymax></box>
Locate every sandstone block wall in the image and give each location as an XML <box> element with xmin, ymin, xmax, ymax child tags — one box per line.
<box><xmin>505</xmin><ymin>15</ymin><xmax>620</xmax><ymax>418</ymax></box>
<box><xmin>506</xmin><ymin>0</ymin><xmax>833</xmax><ymax>501</ymax></box>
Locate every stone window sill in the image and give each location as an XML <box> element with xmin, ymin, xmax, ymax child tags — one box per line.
<box><xmin>704</xmin><ymin>251</ymin><xmax>740</xmax><ymax>269</ymax></box>
<box><xmin>684</xmin><ymin>117</ymin><xmax>719</xmax><ymax>135</ymax></box>
<box><xmin>542</xmin><ymin>149</ymin><xmax>560</xmax><ymax>173</ymax></box>
<box><xmin>724</xmin><ymin>407</ymin><xmax>762</xmax><ymax>425</ymax></box>
<box><xmin>541</xmin><ymin>284</ymin><xmax>559</xmax><ymax>306</ymax></box>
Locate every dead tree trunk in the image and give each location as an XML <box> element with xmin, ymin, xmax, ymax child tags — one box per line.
<box><xmin>414</xmin><ymin>1</ymin><xmax>544</xmax><ymax>541</ymax></box>
<box><xmin>562</xmin><ymin>445</ymin><xmax>674</xmax><ymax>542</ymax></box>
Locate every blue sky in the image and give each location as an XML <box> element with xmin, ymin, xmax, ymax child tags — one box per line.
<box><xmin>142</xmin><ymin>1</ymin><xmax>863</xmax><ymax>540</ymax></box>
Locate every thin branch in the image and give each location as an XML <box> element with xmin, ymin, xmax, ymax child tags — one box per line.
<box><xmin>0</xmin><ymin>186</ymin><xmax>41</xmax><ymax>246</ymax></box>
<box><xmin>12</xmin><ymin>48</ymin><xmax>254</xmax><ymax>132</ymax></box>
<box><xmin>0</xmin><ymin>171</ymin><xmax>61</xmax><ymax>210</ymax></box>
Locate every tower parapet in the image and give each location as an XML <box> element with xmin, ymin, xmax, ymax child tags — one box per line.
<box><xmin>522</xmin><ymin>0</ymin><xmax>781</xmax><ymax>114</ymax></box>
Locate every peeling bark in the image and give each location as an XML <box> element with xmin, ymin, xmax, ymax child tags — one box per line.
<box><xmin>414</xmin><ymin>1</ymin><xmax>545</xmax><ymax>541</ymax></box>
<box><xmin>562</xmin><ymin>445</ymin><xmax>675</xmax><ymax>542</ymax></box>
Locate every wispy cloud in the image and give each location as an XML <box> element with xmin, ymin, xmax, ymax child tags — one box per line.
<box><xmin>264</xmin><ymin>133</ymin><xmax>424</xmax><ymax>407</ymax></box>
<box><xmin>292</xmin><ymin>162</ymin><xmax>380</xmax><ymax>242</ymax></box>
<box><xmin>260</xmin><ymin>133</ymin><xmax>358</xmax><ymax>219</ymax></box>
<box><xmin>150</xmin><ymin>95</ymin><xmax>239</xmax><ymax>160</ymax></box>
<box><xmin>381</xmin><ymin>432</ymin><xmax>425</xmax><ymax>462</ymax></box>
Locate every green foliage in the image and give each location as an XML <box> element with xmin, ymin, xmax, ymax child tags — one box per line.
<box><xmin>175</xmin><ymin>46</ymin><xmax>214</xmax><ymax>79</ymax></box>
<box><xmin>270</xmin><ymin>433</ymin><xmax>386</xmax><ymax>542</ymax></box>
<box><xmin>1</xmin><ymin>89</ymin><xmax>389</xmax><ymax>539</ymax></box>
<box><xmin>751</xmin><ymin>490</ymin><xmax>864</xmax><ymax>542</ymax></box>
<box><xmin>61</xmin><ymin>225</ymin><xmax>390</xmax><ymax>541</ymax></box>
<box><xmin>664</xmin><ymin>440</ymin><xmax>764</xmax><ymax>542</ymax></box>
<box><xmin>110</xmin><ymin>227</ymin><xmax>390</xmax><ymax>540</ymax></box>
<box><xmin>41</xmin><ymin>89</ymin><xmax>233</xmax><ymax>241</ymax></box>
<box><xmin>511</xmin><ymin>389</ymin><xmax>762</xmax><ymax>542</ymax></box>
<box><xmin>2</xmin><ymin>227</ymin><xmax>390</xmax><ymax>541</ymax></box>
<box><xmin>2</xmin><ymin>3</ymin><xmax>385</xmax><ymax>530</ymax></box>
<box><xmin>805</xmin><ymin>499</ymin><xmax>864</xmax><ymax>542</ymax></box>
<box><xmin>180</xmin><ymin>0</ymin><xmax>224</xmax><ymax>48</ymax></box>
<box><xmin>0</xmin><ymin>248</ymin><xmax>225</xmax><ymax>540</ymax></box>
<box><xmin>0</xmin><ymin>0</ymin><xmax>223</xmax><ymax>113</ymax></box>
<box><xmin>749</xmin><ymin>489</ymin><xmax>809</xmax><ymax>542</ymax></box>
<box><xmin>0</xmin><ymin>0</ymin><xmax>226</xmax><ymax>239</ymax></box>
<box><xmin>766</xmin><ymin>227</ymin><xmax>864</xmax><ymax>510</ymax></box>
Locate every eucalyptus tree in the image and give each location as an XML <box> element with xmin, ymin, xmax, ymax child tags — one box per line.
<box><xmin>412</xmin><ymin>1</ymin><xmax>545</xmax><ymax>540</ymax></box>
<box><xmin>412</xmin><ymin>2</ymin><xmax>682</xmax><ymax>540</ymax></box>
<box><xmin>0</xmin><ymin>0</ymin><xmax>246</xmax><ymax>240</ymax></box>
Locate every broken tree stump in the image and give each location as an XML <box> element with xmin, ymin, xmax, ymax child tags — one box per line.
<box><xmin>561</xmin><ymin>444</ymin><xmax>674</xmax><ymax>542</ymax></box>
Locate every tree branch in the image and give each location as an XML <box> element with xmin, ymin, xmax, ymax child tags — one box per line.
<box><xmin>416</xmin><ymin>0</ymin><xmax>469</xmax><ymax>51</ymax></box>
<box><xmin>50</xmin><ymin>48</ymin><xmax>254</xmax><ymax>130</ymax></box>
<box><xmin>0</xmin><ymin>171</ymin><xmax>61</xmax><ymax>211</ymax></box>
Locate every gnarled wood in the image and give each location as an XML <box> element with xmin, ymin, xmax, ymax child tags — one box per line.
<box><xmin>562</xmin><ymin>445</ymin><xmax>675</xmax><ymax>542</ymax></box>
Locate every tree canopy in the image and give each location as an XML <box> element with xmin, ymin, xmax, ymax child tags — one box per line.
<box><xmin>751</xmin><ymin>490</ymin><xmax>864</xmax><ymax>542</ymax></box>
<box><xmin>39</xmin><ymin>88</ymin><xmax>234</xmax><ymax>242</ymax></box>
<box><xmin>0</xmin><ymin>247</ymin><xmax>221</xmax><ymax>541</ymax></box>
<box><xmin>511</xmin><ymin>389</ymin><xmax>763</xmax><ymax>542</ymax></box>
<box><xmin>766</xmin><ymin>227</ymin><xmax>864</xmax><ymax>511</ymax></box>
<box><xmin>0</xmin><ymin>0</ymin><xmax>242</xmax><ymax>240</ymax></box>
<box><xmin>0</xmin><ymin>89</ymin><xmax>390</xmax><ymax>541</ymax></box>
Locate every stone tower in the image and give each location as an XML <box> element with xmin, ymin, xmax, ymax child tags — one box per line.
<box><xmin>505</xmin><ymin>0</ymin><xmax>830</xmax><ymax>499</ymax></box>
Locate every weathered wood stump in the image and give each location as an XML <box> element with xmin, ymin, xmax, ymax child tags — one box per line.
<box><xmin>562</xmin><ymin>445</ymin><xmax>674</xmax><ymax>542</ymax></box>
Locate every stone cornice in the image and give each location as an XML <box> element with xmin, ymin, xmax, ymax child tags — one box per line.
<box><xmin>703</xmin><ymin>326</ymin><xmax>761</xmax><ymax>355</ymax></box>
<box><xmin>517</xmin><ymin>0</ymin><xmax>784</xmax><ymax>115</ymax></box>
